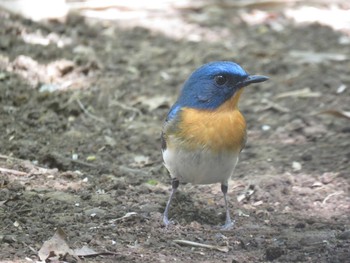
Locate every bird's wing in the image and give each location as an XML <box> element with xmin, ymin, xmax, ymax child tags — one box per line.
<box><xmin>161</xmin><ymin>131</ymin><xmax>167</xmax><ymax>151</ymax></box>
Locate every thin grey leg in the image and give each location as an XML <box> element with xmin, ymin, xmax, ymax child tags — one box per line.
<box><xmin>221</xmin><ymin>184</ymin><xmax>234</xmax><ymax>229</ymax></box>
<box><xmin>163</xmin><ymin>178</ymin><xmax>179</xmax><ymax>226</ymax></box>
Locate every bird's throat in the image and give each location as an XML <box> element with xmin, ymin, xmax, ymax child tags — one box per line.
<box><xmin>218</xmin><ymin>88</ymin><xmax>244</xmax><ymax>112</ymax></box>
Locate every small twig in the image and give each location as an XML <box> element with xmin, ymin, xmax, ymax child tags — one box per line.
<box><xmin>49</xmin><ymin>152</ymin><xmax>97</xmax><ymax>168</ymax></box>
<box><xmin>109</xmin><ymin>100</ymin><xmax>142</xmax><ymax>115</ymax></box>
<box><xmin>322</xmin><ymin>191</ymin><xmax>343</xmax><ymax>204</ymax></box>
<box><xmin>0</xmin><ymin>154</ymin><xmax>16</xmax><ymax>160</ymax></box>
<box><xmin>109</xmin><ymin>212</ymin><xmax>138</xmax><ymax>223</ymax></box>
<box><xmin>0</xmin><ymin>200</ymin><xmax>8</xmax><ymax>206</ymax></box>
<box><xmin>76</xmin><ymin>99</ymin><xmax>105</xmax><ymax>123</ymax></box>
<box><xmin>70</xmin><ymin>158</ymin><xmax>98</xmax><ymax>168</ymax></box>
<box><xmin>173</xmin><ymin>240</ymin><xmax>229</xmax><ymax>252</ymax></box>
<box><xmin>119</xmin><ymin>165</ymin><xmax>148</xmax><ymax>176</ymax></box>
<box><xmin>0</xmin><ymin>167</ymin><xmax>28</xmax><ymax>176</ymax></box>
<box><xmin>260</xmin><ymin>98</ymin><xmax>290</xmax><ymax>113</ymax></box>
<box><xmin>21</xmin><ymin>242</ymin><xmax>38</xmax><ymax>255</ymax></box>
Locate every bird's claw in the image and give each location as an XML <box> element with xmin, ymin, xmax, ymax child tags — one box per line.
<box><xmin>163</xmin><ymin>216</ymin><xmax>174</xmax><ymax>228</ymax></box>
<box><xmin>221</xmin><ymin>219</ymin><xmax>235</xmax><ymax>230</ymax></box>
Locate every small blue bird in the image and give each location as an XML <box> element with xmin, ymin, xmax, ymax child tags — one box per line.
<box><xmin>161</xmin><ymin>61</ymin><xmax>268</xmax><ymax>229</ymax></box>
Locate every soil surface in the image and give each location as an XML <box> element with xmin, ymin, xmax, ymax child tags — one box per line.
<box><xmin>0</xmin><ymin>2</ymin><xmax>350</xmax><ymax>262</ymax></box>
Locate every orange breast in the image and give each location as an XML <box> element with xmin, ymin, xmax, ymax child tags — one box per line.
<box><xmin>173</xmin><ymin>90</ymin><xmax>247</xmax><ymax>152</ymax></box>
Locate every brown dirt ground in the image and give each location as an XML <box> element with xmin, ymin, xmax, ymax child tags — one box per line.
<box><xmin>0</xmin><ymin>2</ymin><xmax>349</xmax><ymax>263</ymax></box>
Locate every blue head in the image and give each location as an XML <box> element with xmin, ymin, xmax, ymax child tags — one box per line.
<box><xmin>167</xmin><ymin>61</ymin><xmax>268</xmax><ymax>120</ymax></box>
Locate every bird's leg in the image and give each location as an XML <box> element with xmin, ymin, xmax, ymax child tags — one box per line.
<box><xmin>221</xmin><ymin>183</ymin><xmax>234</xmax><ymax>229</ymax></box>
<box><xmin>163</xmin><ymin>178</ymin><xmax>179</xmax><ymax>226</ymax></box>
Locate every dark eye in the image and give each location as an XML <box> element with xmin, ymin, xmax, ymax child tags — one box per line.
<box><xmin>214</xmin><ymin>75</ymin><xmax>227</xmax><ymax>86</ymax></box>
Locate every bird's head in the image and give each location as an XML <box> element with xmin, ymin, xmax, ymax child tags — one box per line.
<box><xmin>167</xmin><ymin>61</ymin><xmax>268</xmax><ymax>120</ymax></box>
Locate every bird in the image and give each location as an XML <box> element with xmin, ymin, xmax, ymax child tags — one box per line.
<box><xmin>161</xmin><ymin>61</ymin><xmax>268</xmax><ymax>229</ymax></box>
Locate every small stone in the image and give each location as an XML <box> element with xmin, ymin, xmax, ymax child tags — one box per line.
<box><xmin>321</xmin><ymin>172</ymin><xmax>337</xmax><ymax>184</ymax></box>
<box><xmin>301</xmin><ymin>154</ymin><xmax>312</xmax><ymax>161</ymax></box>
<box><xmin>265</xmin><ymin>246</ymin><xmax>284</xmax><ymax>261</ymax></box>
<box><xmin>337</xmin><ymin>230</ymin><xmax>350</xmax><ymax>240</ymax></box>
<box><xmin>84</xmin><ymin>207</ymin><xmax>106</xmax><ymax>217</ymax></box>
<box><xmin>292</xmin><ymin>161</ymin><xmax>302</xmax><ymax>171</ymax></box>
<box><xmin>3</xmin><ymin>235</ymin><xmax>17</xmax><ymax>243</ymax></box>
<box><xmin>295</xmin><ymin>222</ymin><xmax>306</xmax><ymax>229</ymax></box>
<box><xmin>262</xmin><ymin>125</ymin><xmax>271</xmax><ymax>131</ymax></box>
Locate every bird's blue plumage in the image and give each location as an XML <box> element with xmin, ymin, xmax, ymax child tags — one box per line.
<box><xmin>166</xmin><ymin>61</ymin><xmax>249</xmax><ymax>121</ymax></box>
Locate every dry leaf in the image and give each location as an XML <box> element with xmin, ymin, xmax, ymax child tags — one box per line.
<box><xmin>131</xmin><ymin>155</ymin><xmax>152</xmax><ymax>168</ymax></box>
<box><xmin>134</xmin><ymin>155</ymin><xmax>149</xmax><ymax>164</ymax></box>
<box><xmin>38</xmin><ymin>228</ymin><xmax>76</xmax><ymax>261</ymax></box>
<box><xmin>74</xmin><ymin>246</ymin><xmax>99</xmax><ymax>257</ymax></box>
<box><xmin>317</xmin><ymin>110</ymin><xmax>350</xmax><ymax>120</ymax></box>
<box><xmin>275</xmin><ymin>88</ymin><xmax>321</xmax><ymax>99</ymax></box>
<box><xmin>237</xmin><ymin>209</ymin><xmax>250</xmax><ymax>217</ymax></box>
<box><xmin>237</xmin><ymin>186</ymin><xmax>255</xmax><ymax>202</ymax></box>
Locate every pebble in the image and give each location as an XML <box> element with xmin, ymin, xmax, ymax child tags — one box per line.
<box><xmin>265</xmin><ymin>246</ymin><xmax>284</xmax><ymax>261</ymax></box>
<box><xmin>3</xmin><ymin>235</ymin><xmax>17</xmax><ymax>243</ymax></box>
<box><xmin>337</xmin><ymin>230</ymin><xmax>350</xmax><ymax>240</ymax></box>
<box><xmin>84</xmin><ymin>207</ymin><xmax>107</xmax><ymax>217</ymax></box>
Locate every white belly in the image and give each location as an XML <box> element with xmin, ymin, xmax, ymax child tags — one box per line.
<box><xmin>162</xmin><ymin>147</ymin><xmax>239</xmax><ymax>185</ymax></box>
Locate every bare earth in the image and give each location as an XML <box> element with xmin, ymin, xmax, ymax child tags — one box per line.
<box><xmin>0</xmin><ymin>3</ymin><xmax>349</xmax><ymax>262</ymax></box>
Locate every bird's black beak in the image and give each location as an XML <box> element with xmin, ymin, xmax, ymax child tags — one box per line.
<box><xmin>238</xmin><ymin>75</ymin><xmax>269</xmax><ymax>88</ymax></box>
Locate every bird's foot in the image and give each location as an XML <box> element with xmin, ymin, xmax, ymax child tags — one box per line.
<box><xmin>221</xmin><ymin>219</ymin><xmax>235</xmax><ymax>230</ymax></box>
<box><xmin>163</xmin><ymin>215</ymin><xmax>175</xmax><ymax>228</ymax></box>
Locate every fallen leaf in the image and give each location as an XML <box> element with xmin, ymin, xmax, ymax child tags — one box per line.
<box><xmin>104</xmin><ymin>135</ymin><xmax>117</xmax><ymax>147</ymax></box>
<box><xmin>131</xmin><ymin>155</ymin><xmax>152</xmax><ymax>167</ymax></box>
<box><xmin>38</xmin><ymin>228</ymin><xmax>77</xmax><ymax>261</ymax></box>
<box><xmin>237</xmin><ymin>209</ymin><xmax>250</xmax><ymax>217</ymax></box>
<box><xmin>146</xmin><ymin>179</ymin><xmax>158</xmax><ymax>186</ymax></box>
<box><xmin>134</xmin><ymin>155</ymin><xmax>149</xmax><ymax>164</ymax></box>
<box><xmin>252</xmin><ymin>200</ymin><xmax>264</xmax><ymax>206</ymax></box>
<box><xmin>86</xmin><ymin>155</ymin><xmax>96</xmax><ymax>161</ymax></box>
<box><xmin>74</xmin><ymin>246</ymin><xmax>99</xmax><ymax>257</ymax></box>
<box><xmin>237</xmin><ymin>187</ymin><xmax>255</xmax><ymax>202</ymax></box>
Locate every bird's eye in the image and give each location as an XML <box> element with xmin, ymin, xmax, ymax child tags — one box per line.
<box><xmin>214</xmin><ymin>75</ymin><xmax>227</xmax><ymax>86</ymax></box>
